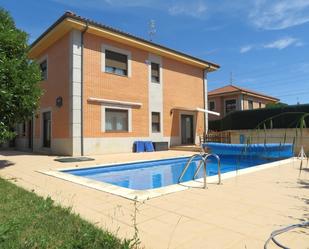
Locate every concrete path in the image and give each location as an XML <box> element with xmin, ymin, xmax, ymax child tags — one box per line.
<box><xmin>0</xmin><ymin>150</ymin><xmax>308</xmax><ymax>249</ymax></box>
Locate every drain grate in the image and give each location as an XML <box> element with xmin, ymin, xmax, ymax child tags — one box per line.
<box><xmin>54</xmin><ymin>157</ymin><xmax>95</xmax><ymax>163</ymax></box>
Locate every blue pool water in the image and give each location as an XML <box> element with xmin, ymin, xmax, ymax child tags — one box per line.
<box><xmin>63</xmin><ymin>155</ymin><xmax>287</xmax><ymax>190</ymax></box>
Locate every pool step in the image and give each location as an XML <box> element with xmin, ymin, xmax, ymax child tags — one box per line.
<box><xmin>170</xmin><ymin>145</ymin><xmax>202</xmax><ymax>152</ymax></box>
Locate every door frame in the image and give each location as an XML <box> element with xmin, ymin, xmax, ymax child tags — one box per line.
<box><xmin>28</xmin><ymin>119</ymin><xmax>33</xmax><ymax>149</ymax></box>
<box><xmin>40</xmin><ymin>107</ymin><xmax>52</xmax><ymax>149</ymax></box>
<box><xmin>180</xmin><ymin>112</ymin><xmax>196</xmax><ymax>145</ymax></box>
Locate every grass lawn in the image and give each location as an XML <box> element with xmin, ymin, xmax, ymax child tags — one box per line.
<box><xmin>0</xmin><ymin>177</ymin><xmax>132</xmax><ymax>249</ymax></box>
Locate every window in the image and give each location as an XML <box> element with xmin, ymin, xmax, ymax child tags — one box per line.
<box><xmin>105</xmin><ymin>108</ymin><xmax>128</xmax><ymax>132</ymax></box>
<box><xmin>248</xmin><ymin>100</ymin><xmax>253</xmax><ymax>110</ymax></box>
<box><xmin>259</xmin><ymin>102</ymin><xmax>262</xmax><ymax>108</ymax></box>
<box><xmin>105</xmin><ymin>50</ymin><xmax>128</xmax><ymax>76</ymax></box>
<box><xmin>151</xmin><ymin>62</ymin><xmax>160</xmax><ymax>83</ymax></box>
<box><xmin>40</xmin><ymin>60</ymin><xmax>47</xmax><ymax>80</ymax></box>
<box><xmin>151</xmin><ymin>112</ymin><xmax>160</xmax><ymax>133</ymax></box>
<box><xmin>225</xmin><ymin>99</ymin><xmax>237</xmax><ymax>114</ymax></box>
<box><xmin>21</xmin><ymin>122</ymin><xmax>26</xmax><ymax>136</ymax></box>
<box><xmin>209</xmin><ymin>101</ymin><xmax>215</xmax><ymax>111</ymax></box>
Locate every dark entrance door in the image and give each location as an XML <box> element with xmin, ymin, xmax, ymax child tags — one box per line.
<box><xmin>181</xmin><ymin>114</ymin><xmax>194</xmax><ymax>144</ymax></box>
<box><xmin>43</xmin><ymin>112</ymin><xmax>51</xmax><ymax>148</ymax></box>
<box><xmin>28</xmin><ymin>120</ymin><xmax>33</xmax><ymax>149</ymax></box>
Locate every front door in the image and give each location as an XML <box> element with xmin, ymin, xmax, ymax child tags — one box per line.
<box><xmin>43</xmin><ymin>112</ymin><xmax>51</xmax><ymax>148</ymax></box>
<box><xmin>181</xmin><ymin>114</ymin><xmax>194</xmax><ymax>144</ymax></box>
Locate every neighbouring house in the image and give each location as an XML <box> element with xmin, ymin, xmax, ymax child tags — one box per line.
<box><xmin>14</xmin><ymin>12</ymin><xmax>219</xmax><ymax>155</ymax></box>
<box><xmin>208</xmin><ymin>84</ymin><xmax>279</xmax><ymax>120</ymax></box>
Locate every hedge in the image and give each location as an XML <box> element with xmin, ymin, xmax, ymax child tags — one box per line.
<box><xmin>209</xmin><ymin>104</ymin><xmax>309</xmax><ymax>131</ymax></box>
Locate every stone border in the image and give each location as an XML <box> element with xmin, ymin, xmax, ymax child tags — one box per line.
<box><xmin>38</xmin><ymin>157</ymin><xmax>295</xmax><ymax>201</ymax></box>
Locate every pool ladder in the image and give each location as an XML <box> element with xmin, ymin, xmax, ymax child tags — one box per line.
<box><xmin>178</xmin><ymin>153</ymin><xmax>222</xmax><ymax>189</ymax></box>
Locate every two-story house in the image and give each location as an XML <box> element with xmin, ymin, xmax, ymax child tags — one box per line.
<box><xmin>208</xmin><ymin>84</ymin><xmax>279</xmax><ymax>120</ymax></box>
<box><xmin>15</xmin><ymin>12</ymin><xmax>219</xmax><ymax>155</ymax></box>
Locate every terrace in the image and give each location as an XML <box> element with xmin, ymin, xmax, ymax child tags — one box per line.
<box><xmin>0</xmin><ymin>150</ymin><xmax>308</xmax><ymax>248</ymax></box>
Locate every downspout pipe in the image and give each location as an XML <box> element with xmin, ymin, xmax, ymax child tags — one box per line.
<box><xmin>203</xmin><ymin>67</ymin><xmax>210</xmax><ymax>137</ymax></box>
<box><xmin>80</xmin><ymin>22</ymin><xmax>88</xmax><ymax>156</ymax></box>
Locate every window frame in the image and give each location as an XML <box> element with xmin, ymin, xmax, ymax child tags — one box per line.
<box><xmin>38</xmin><ymin>56</ymin><xmax>48</xmax><ymax>81</ymax></box>
<box><xmin>151</xmin><ymin>62</ymin><xmax>160</xmax><ymax>83</ymax></box>
<box><xmin>40</xmin><ymin>107</ymin><xmax>52</xmax><ymax>149</ymax></box>
<box><xmin>209</xmin><ymin>101</ymin><xmax>215</xmax><ymax>111</ymax></box>
<box><xmin>148</xmin><ymin>54</ymin><xmax>162</xmax><ymax>85</ymax></box>
<box><xmin>151</xmin><ymin>112</ymin><xmax>161</xmax><ymax>133</ymax></box>
<box><xmin>101</xmin><ymin>44</ymin><xmax>131</xmax><ymax>77</ymax></box>
<box><xmin>224</xmin><ymin>98</ymin><xmax>237</xmax><ymax>115</ymax></box>
<box><xmin>101</xmin><ymin>105</ymin><xmax>132</xmax><ymax>133</ymax></box>
<box><xmin>248</xmin><ymin>100</ymin><xmax>254</xmax><ymax>110</ymax></box>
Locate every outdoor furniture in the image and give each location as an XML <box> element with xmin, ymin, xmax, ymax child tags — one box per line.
<box><xmin>153</xmin><ymin>142</ymin><xmax>168</xmax><ymax>151</ymax></box>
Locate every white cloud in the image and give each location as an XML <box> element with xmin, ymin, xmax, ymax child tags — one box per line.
<box><xmin>240</xmin><ymin>37</ymin><xmax>303</xmax><ymax>53</ymax></box>
<box><xmin>249</xmin><ymin>0</ymin><xmax>309</xmax><ymax>30</ymax></box>
<box><xmin>263</xmin><ymin>37</ymin><xmax>303</xmax><ymax>50</ymax></box>
<box><xmin>168</xmin><ymin>1</ymin><xmax>207</xmax><ymax>18</ymax></box>
<box><xmin>52</xmin><ymin>0</ymin><xmax>208</xmax><ymax>19</ymax></box>
<box><xmin>240</xmin><ymin>45</ymin><xmax>253</xmax><ymax>53</ymax></box>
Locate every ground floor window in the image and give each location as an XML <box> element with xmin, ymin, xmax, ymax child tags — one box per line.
<box><xmin>248</xmin><ymin>100</ymin><xmax>253</xmax><ymax>110</ymax></box>
<box><xmin>105</xmin><ymin>108</ymin><xmax>128</xmax><ymax>132</ymax></box>
<box><xmin>151</xmin><ymin>112</ymin><xmax>161</xmax><ymax>133</ymax></box>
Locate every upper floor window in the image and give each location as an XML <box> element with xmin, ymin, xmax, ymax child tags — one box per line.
<box><xmin>225</xmin><ymin>99</ymin><xmax>237</xmax><ymax>114</ymax></box>
<box><xmin>105</xmin><ymin>50</ymin><xmax>128</xmax><ymax>76</ymax></box>
<box><xmin>209</xmin><ymin>101</ymin><xmax>215</xmax><ymax>111</ymax></box>
<box><xmin>151</xmin><ymin>62</ymin><xmax>160</xmax><ymax>83</ymax></box>
<box><xmin>248</xmin><ymin>100</ymin><xmax>253</xmax><ymax>110</ymax></box>
<box><xmin>40</xmin><ymin>60</ymin><xmax>47</xmax><ymax>80</ymax></box>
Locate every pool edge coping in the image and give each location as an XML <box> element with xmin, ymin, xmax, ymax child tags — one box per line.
<box><xmin>38</xmin><ymin>157</ymin><xmax>296</xmax><ymax>201</ymax></box>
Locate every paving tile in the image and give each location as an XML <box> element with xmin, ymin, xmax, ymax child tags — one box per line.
<box><xmin>0</xmin><ymin>151</ymin><xmax>308</xmax><ymax>249</ymax></box>
<box><xmin>175</xmin><ymin>228</ymin><xmax>244</xmax><ymax>249</ymax></box>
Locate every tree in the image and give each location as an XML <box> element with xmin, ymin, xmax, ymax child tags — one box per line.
<box><xmin>265</xmin><ymin>102</ymin><xmax>288</xmax><ymax>109</ymax></box>
<box><xmin>0</xmin><ymin>8</ymin><xmax>41</xmax><ymax>143</ymax></box>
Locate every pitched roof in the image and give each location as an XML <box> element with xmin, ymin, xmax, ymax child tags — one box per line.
<box><xmin>208</xmin><ymin>84</ymin><xmax>279</xmax><ymax>101</ymax></box>
<box><xmin>29</xmin><ymin>12</ymin><xmax>219</xmax><ymax>71</ymax></box>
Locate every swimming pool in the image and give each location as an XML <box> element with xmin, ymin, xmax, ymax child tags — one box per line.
<box><xmin>62</xmin><ymin>155</ymin><xmax>286</xmax><ymax>190</ymax></box>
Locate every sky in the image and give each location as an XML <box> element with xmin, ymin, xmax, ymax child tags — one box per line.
<box><xmin>1</xmin><ymin>0</ymin><xmax>309</xmax><ymax>104</ymax></box>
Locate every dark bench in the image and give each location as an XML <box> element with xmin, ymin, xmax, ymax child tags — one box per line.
<box><xmin>152</xmin><ymin>142</ymin><xmax>168</xmax><ymax>151</ymax></box>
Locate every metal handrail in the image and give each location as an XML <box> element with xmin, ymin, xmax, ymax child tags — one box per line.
<box><xmin>193</xmin><ymin>153</ymin><xmax>221</xmax><ymax>186</ymax></box>
<box><xmin>178</xmin><ymin>153</ymin><xmax>222</xmax><ymax>189</ymax></box>
<box><xmin>178</xmin><ymin>154</ymin><xmax>205</xmax><ymax>183</ymax></box>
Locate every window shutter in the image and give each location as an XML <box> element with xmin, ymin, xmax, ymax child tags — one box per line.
<box><xmin>105</xmin><ymin>50</ymin><xmax>127</xmax><ymax>70</ymax></box>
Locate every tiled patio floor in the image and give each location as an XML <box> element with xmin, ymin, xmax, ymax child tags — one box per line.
<box><xmin>0</xmin><ymin>150</ymin><xmax>308</xmax><ymax>249</ymax></box>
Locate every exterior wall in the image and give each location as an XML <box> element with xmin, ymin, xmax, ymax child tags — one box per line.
<box><xmin>82</xmin><ymin>33</ymin><xmax>205</xmax><ymax>154</ymax></box>
<box><xmin>230</xmin><ymin>128</ymin><xmax>309</xmax><ymax>155</ymax></box>
<box><xmin>242</xmin><ymin>94</ymin><xmax>269</xmax><ymax>110</ymax></box>
<box><xmin>208</xmin><ymin>94</ymin><xmax>241</xmax><ymax>120</ymax></box>
<box><xmin>209</xmin><ymin>93</ymin><xmax>275</xmax><ymax>121</ymax></box>
<box><xmin>17</xmin><ymin>29</ymin><xmax>206</xmax><ymax>156</ymax></box>
<box><xmin>83</xmin><ymin>33</ymin><xmax>149</xmax><ymax>140</ymax></box>
<box><xmin>70</xmin><ymin>30</ymin><xmax>82</xmax><ymax>155</ymax></box>
<box><xmin>163</xmin><ymin>57</ymin><xmax>204</xmax><ymax>144</ymax></box>
<box><xmin>16</xmin><ymin>33</ymin><xmax>71</xmax><ymax>155</ymax></box>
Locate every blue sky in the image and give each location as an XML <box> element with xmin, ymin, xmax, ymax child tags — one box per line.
<box><xmin>1</xmin><ymin>0</ymin><xmax>309</xmax><ymax>104</ymax></box>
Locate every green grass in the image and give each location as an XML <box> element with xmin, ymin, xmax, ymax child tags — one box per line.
<box><xmin>0</xmin><ymin>178</ymin><xmax>131</xmax><ymax>249</ymax></box>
